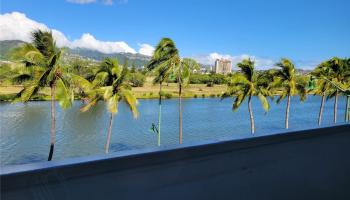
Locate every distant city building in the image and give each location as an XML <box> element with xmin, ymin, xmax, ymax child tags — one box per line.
<box><xmin>214</xmin><ymin>59</ymin><xmax>232</xmax><ymax>74</ymax></box>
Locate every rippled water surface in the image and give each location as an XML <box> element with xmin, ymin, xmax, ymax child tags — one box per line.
<box><xmin>0</xmin><ymin>96</ymin><xmax>348</xmax><ymax>166</ymax></box>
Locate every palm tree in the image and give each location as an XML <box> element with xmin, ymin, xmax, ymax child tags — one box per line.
<box><xmin>147</xmin><ymin>38</ymin><xmax>179</xmax><ymax>146</ymax></box>
<box><xmin>345</xmin><ymin>58</ymin><xmax>350</xmax><ymax>122</ymax></box>
<box><xmin>81</xmin><ymin>58</ymin><xmax>138</xmax><ymax>153</ymax></box>
<box><xmin>12</xmin><ymin>30</ymin><xmax>73</xmax><ymax>161</ymax></box>
<box><xmin>311</xmin><ymin>61</ymin><xmax>333</xmax><ymax>126</ymax></box>
<box><xmin>223</xmin><ymin>58</ymin><xmax>270</xmax><ymax>134</ymax></box>
<box><xmin>274</xmin><ymin>58</ymin><xmax>307</xmax><ymax>129</ymax></box>
<box><xmin>323</xmin><ymin>77</ymin><xmax>350</xmax><ymax>122</ymax></box>
<box><xmin>326</xmin><ymin>57</ymin><xmax>349</xmax><ymax>123</ymax></box>
<box><xmin>174</xmin><ymin>58</ymin><xmax>199</xmax><ymax>144</ymax></box>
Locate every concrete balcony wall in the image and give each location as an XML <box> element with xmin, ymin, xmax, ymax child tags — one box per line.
<box><xmin>1</xmin><ymin>124</ymin><xmax>350</xmax><ymax>200</ymax></box>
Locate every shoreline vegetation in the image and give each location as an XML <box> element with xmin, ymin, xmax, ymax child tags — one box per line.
<box><xmin>0</xmin><ymin>78</ymin><xmax>228</xmax><ymax>101</ymax></box>
<box><xmin>0</xmin><ymin>30</ymin><xmax>349</xmax><ymax>161</ymax></box>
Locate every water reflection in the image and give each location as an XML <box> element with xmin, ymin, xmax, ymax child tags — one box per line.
<box><xmin>0</xmin><ymin>96</ymin><xmax>347</xmax><ymax>166</ymax></box>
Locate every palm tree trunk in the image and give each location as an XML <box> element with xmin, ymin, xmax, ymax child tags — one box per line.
<box><xmin>334</xmin><ymin>90</ymin><xmax>338</xmax><ymax>124</ymax></box>
<box><xmin>158</xmin><ymin>82</ymin><xmax>162</xmax><ymax>146</ymax></box>
<box><xmin>318</xmin><ymin>94</ymin><xmax>325</xmax><ymax>126</ymax></box>
<box><xmin>248</xmin><ymin>96</ymin><xmax>255</xmax><ymax>134</ymax></box>
<box><xmin>48</xmin><ymin>84</ymin><xmax>56</xmax><ymax>161</ymax></box>
<box><xmin>105</xmin><ymin>113</ymin><xmax>114</xmax><ymax>153</ymax></box>
<box><xmin>178</xmin><ymin>80</ymin><xmax>183</xmax><ymax>144</ymax></box>
<box><xmin>285</xmin><ymin>95</ymin><xmax>291</xmax><ymax>129</ymax></box>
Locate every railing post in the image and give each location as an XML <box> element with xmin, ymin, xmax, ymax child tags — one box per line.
<box><xmin>346</xmin><ymin>95</ymin><xmax>350</xmax><ymax>122</ymax></box>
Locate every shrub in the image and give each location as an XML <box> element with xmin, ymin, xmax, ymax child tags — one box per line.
<box><xmin>128</xmin><ymin>72</ymin><xmax>146</xmax><ymax>87</ymax></box>
<box><xmin>194</xmin><ymin>94</ymin><xmax>198</xmax><ymax>98</ymax></box>
<box><xmin>189</xmin><ymin>73</ymin><xmax>228</xmax><ymax>85</ymax></box>
<box><xmin>210</xmin><ymin>94</ymin><xmax>216</xmax><ymax>98</ymax></box>
<box><xmin>164</xmin><ymin>93</ymin><xmax>172</xmax><ymax>99</ymax></box>
<box><xmin>159</xmin><ymin>91</ymin><xmax>165</xmax><ymax>97</ymax></box>
<box><xmin>209</xmin><ymin>74</ymin><xmax>227</xmax><ymax>84</ymax></box>
<box><xmin>0</xmin><ymin>94</ymin><xmax>16</xmax><ymax>101</ymax></box>
<box><xmin>202</xmin><ymin>94</ymin><xmax>206</xmax><ymax>98</ymax></box>
<box><xmin>189</xmin><ymin>74</ymin><xmax>210</xmax><ymax>84</ymax></box>
<box><xmin>206</xmin><ymin>82</ymin><xmax>214</xmax><ymax>87</ymax></box>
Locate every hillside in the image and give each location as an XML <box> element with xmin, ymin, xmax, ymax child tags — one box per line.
<box><xmin>0</xmin><ymin>40</ymin><xmax>26</xmax><ymax>60</ymax></box>
<box><xmin>65</xmin><ymin>48</ymin><xmax>150</xmax><ymax>67</ymax></box>
<box><xmin>0</xmin><ymin>40</ymin><xmax>150</xmax><ymax>68</ymax></box>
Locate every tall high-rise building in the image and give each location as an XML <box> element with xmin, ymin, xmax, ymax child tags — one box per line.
<box><xmin>214</xmin><ymin>59</ymin><xmax>232</xmax><ymax>74</ymax></box>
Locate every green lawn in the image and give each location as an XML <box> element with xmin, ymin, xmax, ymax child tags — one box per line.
<box><xmin>0</xmin><ymin>78</ymin><xmax>228</xmax><ymax>101</ymax></box>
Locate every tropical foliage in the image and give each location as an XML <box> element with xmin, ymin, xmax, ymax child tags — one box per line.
<box><xmin>127</xmin><ymin>71</ymin><xmax>146</xmax><ymax>87</ymax></box>
<box><xmin>172</xmin><ymin>58</ymin><xmax>199</xmax><ymax>143</ymax></box>
<box><xmin>272</xmin><ymin>58</ymin><xmax>307</xmax><ymax>129</ymax></box>
<box><xmin>310</xmin><ymin>57</ymin><xmax>350</xmax><ymax>124</ymax></box>
<box><xmin>1</xmin><ymin>31</ymin><xmax>349</xmax><ymax>160</ymax></box>
<box><xmin>312</xmin><ymin>61</ymin><xmax>334</xmax><ymax>126</ymax></box>
<box><xmin>223</xmin><ymin>58</ymin><xmax>271</xmax><ymax>134</ymax></box>
<box><xmin>324</xmin><ymin>58</ymin><xmax>350</xmax><ymax>123</ymax></box>
<box><xmin>79</xmin><ymin>58</ymin><xmax>139</xmax><ymax>153</ymax></box>
<box><xmin>10</xmin><ymin>30</ymin><xmax>74</xmax><ymax>161</ymax></box>
<box><xmin>147</xmin><ymin>38</ymin><xmax>180</xmax><ymax>146</ymax></box>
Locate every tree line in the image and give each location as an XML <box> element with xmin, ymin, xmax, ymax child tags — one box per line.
<box><xmin>3</xmin><ymin>30</ymin><xmax>350</xmax><ymax>161</ymax></box>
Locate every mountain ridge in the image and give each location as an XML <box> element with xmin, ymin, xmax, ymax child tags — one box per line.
<box><xmin>0</xmin><ymin>40</ymin><xmax>151</xmax><ymax>67</ymax></box>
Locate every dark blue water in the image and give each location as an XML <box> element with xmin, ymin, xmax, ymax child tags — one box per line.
<box><xmin>0</xmin><ymin>96</ymin><xmax>348</xmax><ymax>166</ymax></box>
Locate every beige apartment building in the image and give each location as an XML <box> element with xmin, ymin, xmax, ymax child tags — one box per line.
<box><xmin>214</xmin><ymin>59</ymin><xmax>232</xmax><ymax>74</ymax></box>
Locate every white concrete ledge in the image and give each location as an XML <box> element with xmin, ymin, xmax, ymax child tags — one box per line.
<box><xmin>1</xmin><ymin>124</ymin><xmax>350</xmax><ymax>200</ymax></box>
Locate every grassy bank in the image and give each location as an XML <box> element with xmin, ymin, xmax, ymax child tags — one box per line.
<box><xmin>0</xmin><ymin>78</ymin><xmax>228</xmax><ymax>101</ymax></box>
<box><xmin>0</xmin><ymin>85</ymin><xmax>51</xmax><ymax>101</ymax></box>
<box><xmin>133</xmin><ymin>78</ymin><xmax>226</xmax><ymax>99</ymax></box>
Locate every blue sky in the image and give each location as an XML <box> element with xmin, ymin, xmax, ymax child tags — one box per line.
<box><xmin>1</xmin><ymin>0</ymin><xmax>349</xmax><ymax>69</ymax></box>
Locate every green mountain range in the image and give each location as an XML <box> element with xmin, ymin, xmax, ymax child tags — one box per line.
<box><xmin>0</xmin><ymin>40</ymin><xmax>150</xmax><ymax>68</ymax></box>
<box><xmin>0</xmin><ymin>40</ymin><xmax>26</xmax><ymax>60</ymax></box>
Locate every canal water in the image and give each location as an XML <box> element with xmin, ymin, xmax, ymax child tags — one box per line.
<box><xmin>0</xmin><ymin>96</ymin><xmax>348</xmax><ymax>166</ymax></box>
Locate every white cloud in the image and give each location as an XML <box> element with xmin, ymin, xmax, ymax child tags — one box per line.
<box><xmin>295</xmin><ymin>60</ymin><xmax>319</xmax><ymax>70</ymax></box>
<box><xmin>0</xmin><ymin>12</ymin><xmax>49</xmax><ymax>42</ymax></box>
<box><xmin>138</xmin><ymin>43</ymin><xmax>154</xmax><ymax>56</ymax></box>
<box><xmin>192</xmin><ymin>52</ymin><xmax>237</xmax><ymax>66</ymax></box>
<box><xmin>52</xmin><ymin>29</ymin><xmax>71</xmax><ymax>47</ymax></box>
<box><xmin>192</xmin><ymin>53</ymin><xmax>276</xmax><ymax>70</ymax></box>
<box><xmin>0</xmin><ymin>12</ymin><xmax>137</xmax><ymax>54</ymax></box>
<box><xmin>66</xmin><ymin>0</ymin><xmax>96</xmax><ymax>4</ymax></box>
<box><xmin>247</xmin><ymin>56</ymin><xmax>275</xmax><ymax>70</ymax></box>
<box><xmin>71</xmin><ymin>33</ymin><xmax>136</xmax><ymax>54</ymax></box>
<box><xmin>0</xmin><ymin>12</ymin><xmax>317</xmax><ymax>69</ymax></box>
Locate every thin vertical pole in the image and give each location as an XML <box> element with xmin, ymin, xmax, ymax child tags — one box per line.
<box><xmin>178</xmin><ymin>63</ymin><xmax>183</xmax><ymax>144</ymax></box>
<box><xmin>346</xmin><ymin>95</ymin><xmax>350</xmax><ymax>122</ymax></box>
<box><xmin>158</xmin><ymin>83</ymin><xmax>162</xmax><ymax>146</ymax></box>
<box><xmin>334</xmin><ymin>91</ymin><xmax>338</xmax><ymax>124</ymax></box>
